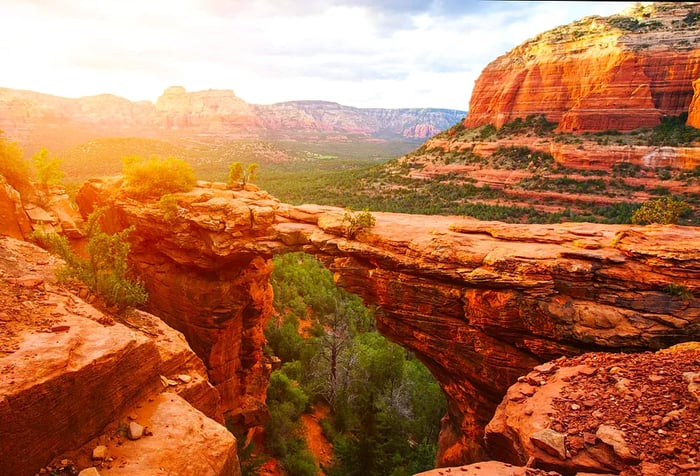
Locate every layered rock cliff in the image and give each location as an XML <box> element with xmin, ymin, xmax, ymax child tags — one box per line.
<box><xmin>0</xmin><ymin>235</ymin><xmax>239</xmax><ymax>476</ymax></box>
<box><xmin>466</xmin><ymin>2</ymin><xmax>700</xmax><ymax>133</ymax></box>
<box><xmin>76</xmin><ymin>179</ymin><xmax>700</xmax><ymax>467</ymax></box>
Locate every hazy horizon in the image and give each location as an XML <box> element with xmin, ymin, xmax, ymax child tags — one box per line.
<box><xmin>2</xmin><ymin>1</ymin><xmax>632</xmax><ymax>110</ymax></box>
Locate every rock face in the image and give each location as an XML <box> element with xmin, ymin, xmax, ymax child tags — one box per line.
<box><xmin>0</xmin><ymin>178</ymin><xmax>85</xmax><ymax>239</ymax></box>
<box><xmin>466</xmin><ymin>2</ymin><xmax>700</xmax><ymax>133</ymax></box>
<box><xmin>688</xmin><ymin>77</ymin><xmax>700</xmax><ymax>128</ymax></box>
<box><xmin>253</xmin><ymin>101</ymin><xmax>463</xmax><ymax>139</ymax></box>
<box><xmin>485</xmin><ymin>343</ymin><xmax>700</xmax><ymax>475</ymax></box>
<box><xmin>155</xmin><ymin>85</ymin><xmax>260</xmax><ymax>133</ymax></box>
<box><xmin>0</xmin><ymin>86</ymin><xmax>464</xmax><ymax>152</ymax></box>
<box><xmin>0</xmin><ymin>235</ymin><xmax>236</xmax><ymax>476</ymax></box>
<box><xmin>77</xmin><ymin>179</ymin><xmax>700</xmax><ymax>466</ymax></box>
<box><xmin>0</xmin><ymin>175</ymin><xmax>32</xmax><ymax>239</ymax></box>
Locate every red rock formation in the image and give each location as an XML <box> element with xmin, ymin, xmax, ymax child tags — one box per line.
<box><xmin>485</xmin><ymin>343</ymin><xmax>700</xmax><ymax>475</ymax></box>
<box><xmin>0</xmin><ymin>175</ymin><xmax>32</xmax><ymax>239</ymax></box>
<box><xmin>77</xmin><ymin>180</ymin><xmax>700</xmax><ymax>466</ymax></box>
<box><xmin>466</xmin><ymin>3</ymin><xmax>700</xmax><ymax>133</ymax></box>
<box><xmin>688</xmin><ymin>78</ymin><xmax>700</xmax><ymax>129</ymax></box>
<box><xmin>425</xmin><ymin>136</ymin><xmax>700</xmax><ymax>171</ymax></box>
<box><xmin>0</xmin><ymin>236</ymin><xmax>233</xmax><ymax>476</ymax></box>
<box><xmin>0</xmin><ymin>86</ymin><xmax>464</xmax><ymax>151</ymax></box>
<box><xmin>155</xmin><ymin>85</ymin><xmax>261</xmax><ymax>133</ymax></box>
<box><xmin>0</xmin><ymin>176</ymin><xmax>84</xmax><ymax>239</ymax></box>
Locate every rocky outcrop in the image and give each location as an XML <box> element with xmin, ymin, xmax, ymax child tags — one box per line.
<box><xmin>688</xmin><ymin>77</ymin><xmax>700</xmax><ymax>128</ymax></box>
<box><xmin>0</xmin><ymin>235</ymin><xmax>236</xmax><ymax>476</ymax></box>
<box><xmin>466</xmin><ymin>3</ymin><xmax>700</xmax><ymax>133</ymax></box>
<box><xmin>0</xmin><ymin>175</ymin><xmax>32</xmax><ymax>239</ymax></box>
<box><xmin>424</xmin><ymin>136</ymin><xmax>700</xmax><ymax>171</ymax></box>
<box><xmin>485</xmin><ymin>343</ymin><xmax>700</xmax><ymax>475</ymax></box>
<box><xmin>0</xmin><ymin>177</ymin><xmax>85</xmax><ymax>239</ymax></box>
<box><xmin>0</xmin><ymin>86</ymin><xmax>464</xmax><ymax>152</ymax></box>
<box><xmin>155</xmin><ymin>85</ymin><xmax>261</xmax><ymax>133</ymax></box>
<box><xmin>77</xmin><ymin>179</ymin><xmax>700</xmax><ymax>466</ymax></box>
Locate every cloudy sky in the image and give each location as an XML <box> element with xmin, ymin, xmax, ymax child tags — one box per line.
<box><xmin>2</xmin><ymin>1</ymin><xmax>632</xmax><ymax>110</ymax></box>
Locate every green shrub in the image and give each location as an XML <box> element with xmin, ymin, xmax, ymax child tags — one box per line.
<box><xmin>228</xmin><ymin>162</ymin><xmax>259</xmax><ymax>186</ymax></box>
<box><xmin>648</xmin><ymin>114</ymin><xmax>700</xmax><ymax>146</ymax></box>
<box><xmin>631</xmin><ymin>196</ymin><xmax>690</xmax><ymax>225</ymax></box>
<box><xmin>683</xmin><ymin>11</ymin><xmax>700</xmax><ymax>26</ymax></box>
<box><xmin>122</xmin><ymin>156</ymin><xmax>196</xmax><ymax>198</ymax></box>
<box><xmin>32</xmin><ymin>147</ymin><xmax>64</xmax><ymax>187</ymax></box>
<box><xmin>0</xmin><ymin>131</ymin><xmax>31</xmax><ymax>192</ymax></box>
<box><xmin>280</xmin><ymin>451</ymin><xmax>319</xmax><ymax>476</ymax></box>
<box><xmin>665</xmin><ymin>283</ymin><xmax>694</xmax><ymax>299</ymax></box>
<box><xmin>342</xmin><ymin>208</ymin><xmax>376</xmax><ymax>239</ymax></box>
<box><xmin>158</xmin><ymin>194</ymin><xmax>180</xmax><ymax>222</ymax></box>
<box><xmin>31</xmin><ymin>208</ymin><xmax>148</xmax><ymax>311</ymax></box>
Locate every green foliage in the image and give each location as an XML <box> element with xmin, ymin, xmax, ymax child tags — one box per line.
<box><xmin>683</xmin><ymin>11</ymin><xmax>700</xmax><ymax>26</ymax></box>
<box><xmin>265</xmin><ymin>369</ymin><xmax>317</xmax><ymax>475</ymax></box>
<box><xmin>631</xmin><ymin>196</ymin><xmax>690</xmax><ymax>225</ymax></box>
<box><xmin>247</xmin><ymin>163</ymin><xmax>259</xmax><ymax>183</ymax></box>
<box><xmin>31</xmin><ymin>208</ymin><xmax>148</xmax><ymax>311</ymax></box>
<box><xmin>122</xmin><ymin>156</ymin><xmax>196</xmax><ymax>199</ymax></box>
<box><xmin>608</xmin><ymin>16</ymin><xmax>641</xmax><ymax>31</ymax></box>
<box><xmin>497</xmin><ymin>114</ymin><xmax>557</xmax><ymax>137</ymax></box>
<box><xmin>491</xmin><ymin>146</ymin><xmax>555</xmax><ymax>170</ymax></box>
<box><xmin>228</xmin><ymin>161</ymin><xmax>259</xmax><ymax>186</ymax></box>
<box><xmin>445</xmin><ymin>120</ymin><xmax>466</xmax><ymax>137</ymax></box>
<box><xmin>158</xmin><ymin>194</ymin><xmax>180</xmax><ymax>222</ymax></box>
<box><xmin>648</xmin><ymin>114</ymin><xmax>700</xmax><ymax>146</ymax></box>
<box><xmin>266</xmin><ymin>252</ymin><xmax>446</xmax><ymax>476</ymax></box>
<box><xmin>342</xmin><ymin>208</ymin><xmax>376</xmax><ymax>239</ymax></box>
<box><xmin>665</xmin><ymin>283</ymin><xmax>694</xmax><ymax>299</ymax></box>
<box><xmin>268</xmin><ymin>371</ymin><xmax>309</xmax><ymax>415</ymax></box>
<box><xmin>235</xmin><ymin>440</ymin><xmax>267</xmax><ymax>476</ymax></box>
<box><xmin>228</xmin><ymin>162</ymin><xmax>244</xmax><ymax>185</ymax></box>
<box><xmin>478</xmin><ymin>124</ymin><xmax>497</xmax><ymax>139</ymax></box>
<box><xmin>31</xmin><ymin>147</ymin><xmax>64</xmax><ymax>187</ymax></box>
<box><xmin>0</xmin><ymin>131</ymin><xmax>31</xmax><ymax>192</ymax></box>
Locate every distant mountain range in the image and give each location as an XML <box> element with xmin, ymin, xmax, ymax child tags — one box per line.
<box><xmin>0</xmin><ymin>85</ymin><xmax>465</xmax><ymax>153</ymax></box>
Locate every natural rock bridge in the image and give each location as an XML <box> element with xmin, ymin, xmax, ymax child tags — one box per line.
<box><xmin>78</xmin><ymin>179</ymin><xmax>700</xmax><ymax>465</ymax></box>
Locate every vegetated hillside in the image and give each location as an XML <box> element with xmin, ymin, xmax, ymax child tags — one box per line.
<box><xmin>54</xmin><ymin>135</ymin><xmax>415</xmax><ymax>192</ymax></box>
<box><xmin>269</xmin><ymin>2</ymin><xmax>700</xmax><ymax>225</ymax></box>
<box><xmin>250</xmin><ymin>113</ymin><xmax>700</xmax><ymax>225</ymax></box>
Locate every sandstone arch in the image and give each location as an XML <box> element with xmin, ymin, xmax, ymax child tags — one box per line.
<box><xmin>77</xmin><ymin>179</ymin><xmax>700</xmax><ymax>465</ymax></box>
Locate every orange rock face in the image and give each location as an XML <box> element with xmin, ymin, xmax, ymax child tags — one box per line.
<box><xmin>466</xmin><ymin>3</ymin><xmax>700</xmax><ymax>133</ymax></box>
<box><xmin>0</xmin><ymin>176</ymin><xmax>32</xmax><ymax>239</ymax></box>
<box><xmin>688</xmin><ymin>78</ymin><xmax>700</xmax><ymax>128</ymax></box>
<box><xmin>0</xmin><ymin>236</ymin><xmax>229</xmax><ymax>476</ymax></box>
<box><xmin>77</xmin><ymin>180</ymin><xmax>700</xmax><ymax>467</ymax></box>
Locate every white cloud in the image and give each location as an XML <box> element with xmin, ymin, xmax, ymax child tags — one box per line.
<box><xmin>0</xmin><ymin>1</ymin><xmax>632</xmax><ymax>108</ymax></box>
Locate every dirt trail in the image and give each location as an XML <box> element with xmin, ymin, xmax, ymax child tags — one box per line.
<box><xmin>302</xmin><ymin>403</ymin><xmax>333</xmax><ymax>474</ymax></box>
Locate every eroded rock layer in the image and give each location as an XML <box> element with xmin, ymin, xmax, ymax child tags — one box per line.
<box><xmin>466</xmin><ymin>3</ymin><xmax>700</xmax><ymax>133</ymax></box>
<box><xmin>77</xmin><ymin>180</ymin><xmax>700</xmax><ymax>465</ymax></box>
<box><xmin>0</xmin><ymin>236</ymin><xmax>234</xmax><ymax>476</ymax></box>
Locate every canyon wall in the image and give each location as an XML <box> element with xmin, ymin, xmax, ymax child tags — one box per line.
<box><xmin>0</xmin><ymin>235</ymin><xmax>238</xmax><ymax>476</ymax></box>
<box><xmin>465</xmin><ymin>2</ymin><xmax>700</xmax><ymax>133</ymax></box>
<box><xmin>77</xmin><ymin>180</ymin><xmax>700</xmax><ymax>466</ymax></box>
